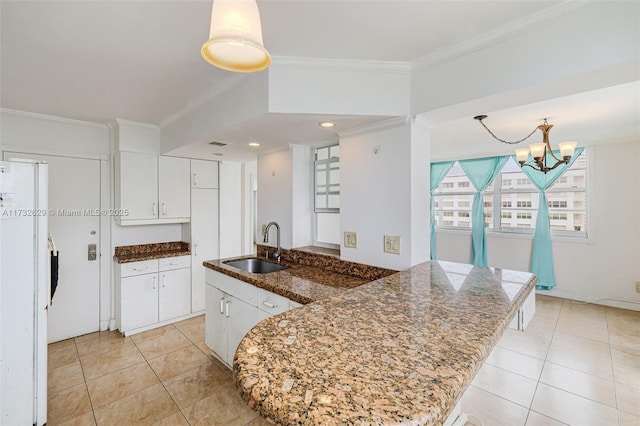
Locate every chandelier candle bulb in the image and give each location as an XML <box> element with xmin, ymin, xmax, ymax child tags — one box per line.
<box><xmin>529</xmin><ymin>143</ymin><xmax>546</xmax><ymax>160</ymax></box>
<box><xmin>558</xmin><ymin>141</ymin><xmax>578</xmax><ymax>160</ymax></box>
<box><xmin>515</xmin><ymin>148</ymin><xmax>530</xmax><ymax>164</ymax></box>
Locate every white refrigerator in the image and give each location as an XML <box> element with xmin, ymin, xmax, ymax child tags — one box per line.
<box><xmin>0</xmin><ymin>160</ymin><xmax>48</xmax><ymax>426</ymax></box>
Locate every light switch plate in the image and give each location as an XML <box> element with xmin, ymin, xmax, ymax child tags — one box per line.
<box><xmin>384</xmin><ymin>235</ymin><xmax>401</xmax><ymax>254</ymax></box>
<box><xmin>344</xmin><ymin>231</ymin><xmax>358</xmax><ymax>248</ymax></box>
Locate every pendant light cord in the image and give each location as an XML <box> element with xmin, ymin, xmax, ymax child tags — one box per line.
<box><xmin>476</xmin><ymin>117</ymin><xmax>539</xmax><ymax>145</ymax></box>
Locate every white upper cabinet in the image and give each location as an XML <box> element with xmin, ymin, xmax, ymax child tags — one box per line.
<box><xmin>116</xmin><ymin>152</ymin><xmax>190</xmax><ymax>225</ymax></box>
<box><xmin>118</xmin><ymin>152</ymin><xmax>158</xmax><ymax>221</ymax></box>
<box><xmin>158</xmin><ymin>156</ymin><xmax>190</xmax><ymax>220</ymax></box>
<box><xmin>191</xmin><ymin>159</ymin><xmax>219</xmax><ymax>189</ymax></box>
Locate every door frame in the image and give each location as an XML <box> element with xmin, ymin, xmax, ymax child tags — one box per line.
<box><xmin>1</xmin><ymin>146</ymin><xmax>112</xmax><ymax>332</ymax></box>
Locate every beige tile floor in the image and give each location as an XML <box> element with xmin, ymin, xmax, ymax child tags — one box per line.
<box><xmin>47</xmin><ymin>296</ymin><xmax>639</xmax><ymax>425</ymax></box>
<box><xmin>47</xmin><ymin>315</ymin><xmax>269</xmax><ymax>426</ymax></box>
<box><xmin>462</xmin><ymin>295</ymin><xmax>640</xmax><ymax>426</ymax></box>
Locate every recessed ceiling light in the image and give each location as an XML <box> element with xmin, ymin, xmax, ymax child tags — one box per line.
<box><xmin>248</xmin><ymin>142</ymin><xmax>260</xmax><ymax>147</ymax></box>
<box><xmin>319</xmin><ymin>122</ymin><xmax>335</xmax><ymax>128</ymax></box>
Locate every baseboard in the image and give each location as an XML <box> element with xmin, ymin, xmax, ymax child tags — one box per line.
<box><xmin>537</xmin><ymin>288</ymin><xmax>640</xmax><ymax>311</ymax></box>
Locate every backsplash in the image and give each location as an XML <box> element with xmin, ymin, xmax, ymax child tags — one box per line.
<box><xmin>114</xmin><ymin>241</ymin><xmax>190</xmax><ymax>263</ymax></box>
<box><xmin>256</xmin><ymin>244</ymin><xmax>396</xmax><ymax>281</ymax></box>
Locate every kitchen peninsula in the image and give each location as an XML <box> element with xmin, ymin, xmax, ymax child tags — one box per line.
<box><xmin>204</xmin><ymin>250</ymin><xmax>535</xmax><ymax>425</ymax></box>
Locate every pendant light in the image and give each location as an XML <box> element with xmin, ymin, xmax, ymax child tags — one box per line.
<box><xmin>201</xmin><ymin>0</ymin><xmax>271</xmax><ymax>73</ymax></box>
<box><xmin>474</xmin><ymin>115</ymin><xmax>578</xmax><ymax>173</ymax></box>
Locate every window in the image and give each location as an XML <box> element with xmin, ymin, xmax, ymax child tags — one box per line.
<box><xmin>315</xmin><ymin>145</ymin><xmax>340</xmax><ymax>212</ymax></box>
<box><xmin>434</xmin><ymin>150</ymin><xmax>587</xmax><ymax>237</ymax></box>
<box><xmin>314</xmin><ymin>144</ymin><xmax>340</xmax><ymax>247</ymax></box>
<box><xmin>432</xmin><ymin>163</ymin><xmax>494</xmax><ymax>228</ymax></box>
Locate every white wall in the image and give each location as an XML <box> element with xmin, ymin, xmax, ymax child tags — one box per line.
<box><xmin>340</xmin><ymin>120</ymin><xmax>415</xmax><ymax>270</ymax></box>
<box><xmin>268</xmin><ymin>59</ymin><xmax>410</xmax><ymax>116</ymax></box>
<box><xmin>435</xmin><ymin>141</ymin><xmax>640</xmax><ymax>310</ymax></box>
<box><xmin>291</xmin><ymin>145</ymin><xmax>313</xmax><ymax>248</ymax></box>
<box><xmin>257</xmin><ymin>148</ymin><xmax>293</xmax><ymax>249</ymax></box>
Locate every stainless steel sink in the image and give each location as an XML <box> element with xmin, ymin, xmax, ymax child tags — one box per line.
<box><xmin>224</xmin><ymin>258</ymin><xmax>289</xmax><ymax>274</ymax></box>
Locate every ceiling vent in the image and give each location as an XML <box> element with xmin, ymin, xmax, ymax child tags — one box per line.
<box><xmin>209</xmin><ymin>141</ymin><xmax>227</xmax><ymax>147</ymax></box>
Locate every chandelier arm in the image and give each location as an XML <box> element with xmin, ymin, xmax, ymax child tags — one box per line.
<box><xmin>477</xmin><ymin>119</ymin><xmax>539</xmax><ymax>145</ymax></box>
<box><xmin>546</xmin><ymin>145</ymin><xmax>564</xmax><ymax>163</ymax></box>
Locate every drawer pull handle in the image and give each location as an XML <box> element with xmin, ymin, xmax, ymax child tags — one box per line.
<box><xmin>168</xmin><ymin>261</ymin><xmax>181</xmax><ymax>266</ymax></box>
<box><xmin>161</xmin><ymin>202</ymin><xmax>166</xmax><ymax>216</ymax></box>
<box><xmin>132</xmin><ymin>266</ymin><xmax>148</xmax><ymax>272</ymax></box>
<box><xmin>225</xmin><ymin>300</ymin><xmax>230</xmax><ymax>318</ymax></box>
<box><xmin>262</xmin><ymin>300</ymin><xmax>277</xmax><ymax>309</ymax></box>
<box><xmin>153</xmin><ymin>275</ymin><xmax>157</xmax><ymax>289</ymax></box>
<box><xmin>219</xmin><ymin>297</ymin><xmax>225</xmax><ymax>315</ymax></box>
<box><xmin>152</xmin><ymin>203</ymin><xmax>157</xmax><ymax>216</ymax></box>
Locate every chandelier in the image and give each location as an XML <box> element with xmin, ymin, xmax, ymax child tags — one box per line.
<box><xmin>474</xmin><ymin>115</ymin><xmax>578</xmax><ymax>173</ymax></box>
<box><xmin>201</xmin><ymin>0</ymin><xmax>271</xmax><ymax>73</ymax></box>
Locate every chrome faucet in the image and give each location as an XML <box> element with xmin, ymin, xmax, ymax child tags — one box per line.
<box><xmin>263</xmin><ymin>221</ymin><xmax>281</xmax><ymax>262</ymax></box>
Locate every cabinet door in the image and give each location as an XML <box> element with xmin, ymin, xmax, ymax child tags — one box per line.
<box><xmin>119</xmin><ymin>152</ymin><xmax>158</xmax><ymax>220</ymax></box>
<box><xmin>191</xmin><ymin>159</ymin><xmax>219</xmax><ymax>189</ymax></box>
<box><xmin>158</xmin><ymin>156</ymin><xmax>191</xmax><ymax>219</ymax></box>
<box><xmin>191</xmin><ymin>189</ymin><xmax>219</xmax><ymax>312</ymax></box>
<box><xmin>205</xmin><ymin>285</ymin><xmax>227</xmax><ymax>362</ymax></box>
<box><xmin>226</xmin><ymin>295</ymin><xmax>258</xmax><ymax>365</ymax></box>
<box><xmin>159</xmin><ymin>268</ymin><xmax>191</xmax><ymax>322</ymax></box>
<box><xmin>121</xmin><ymin>273</ymin><xmax>158</xmax><ymax>331</ymax></box>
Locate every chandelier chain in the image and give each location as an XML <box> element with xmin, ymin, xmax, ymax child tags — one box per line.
<box><xmin>477</xmin><ymin>119</ymin><xmax>539</xmax><ymax>145</ymax></box>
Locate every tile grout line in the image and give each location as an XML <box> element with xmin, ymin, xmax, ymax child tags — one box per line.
<box><xmin>130</xmin><ymin>332</ymin><xmax>191</xmax><ymax>426</ymax></box>
<box><xmin>525</xmin><ymin>297</ymin><xmax>565</xmax><ymax>425</ymax></box>
<box><xmin>72</xmin><ymin>336</ymin><xmax>99</xmax><ymax>426</ymax></box>
<box><xmin>604</xmin><ymin>308</ymin><xmax>622</xmax><ymax>426</ymax></box>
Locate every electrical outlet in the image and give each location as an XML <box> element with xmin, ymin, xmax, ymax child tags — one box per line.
<box><xmin>636</xmin><ymin>282</ymin><xmax>640</xmax><ymax>293</ymax></box>
<box><xmin>384</xmin><ymin>235</ymin><xmax>401</xmax><ymax>255</ymax></box>
<box><xmin>344</xmin><ymin>232</ymin><xmax>357</xmax><ymax>248</ymax></box>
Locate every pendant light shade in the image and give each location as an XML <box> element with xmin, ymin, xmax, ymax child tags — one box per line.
<box><xmin>201</xmin><ymin>0</ymin><xmax>271</xmax><ymax>73</ymax></box>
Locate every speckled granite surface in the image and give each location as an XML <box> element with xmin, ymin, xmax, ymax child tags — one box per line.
<box><xmin>257</xmin><ymin>245</ymin><xmax>397</xmax><ymax>281</ymax></box>
<box><xmin>203</xmin><ymin>256</ymin><xmax>371</xmax><ymax>305</ymax></box>
<box><xmin>114</xmin><ymin>241</ymin><xmax>190</xmax><ymax>263</ymax></box>
<box><xmin>234</xmin><ymin>260</ymin><xmax>536</xmax><ymax>425</ymax></box>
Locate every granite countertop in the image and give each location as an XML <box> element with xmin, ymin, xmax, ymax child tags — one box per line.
<box><xmin>203</xmin><ymin>257</ymin><xmax>372</xmax><ymax>305</ymax></box>
<box><xmin>203</xmin><ymin>245</ymin><xmax>396</xmax><ymax>305</ymax></box>
<box><xmin>233</xmin><ymin>260</ymin><xmax>536</xmax><ymax>425</ymax></box>
<box><xmin>114</xmin><ymin>241</ymin><xmax>191</xmax><ymax>264</ymax></box>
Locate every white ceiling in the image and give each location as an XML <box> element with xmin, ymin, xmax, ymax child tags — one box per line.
<box><xmin>1</xmin><ymin>1</ymin><xmax>637</xmax><ymax>162</ymax></box>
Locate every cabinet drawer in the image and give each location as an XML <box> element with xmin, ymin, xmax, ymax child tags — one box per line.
<box><xmin>206</xmin><ymin>269</ymin><xmax>257</xmax><ymax>306</ymax></box>
<box><xmin>257</xmin><ymin>288</ymin><xmax>289</xmax><ymax>316</ymax></box>
<box><xmin>120</xmin><ymin>259</ymin><xmax>158</xmax><ymax>278</ymax></box>
<box><xmin>159</xmin><ymin>255</ymin><xmax>191</xmax><ymax>271</ymax></box>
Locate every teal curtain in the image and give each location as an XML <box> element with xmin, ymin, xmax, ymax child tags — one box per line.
<box><xmin>430</xmin><ymin>161</ymin><xmax>455</xmax><ymax>260</ymax></box>
<box><xmin>516</xmin><ymin>147</ymin><xmax>584</xmax><ymax>290</ymax></box>
<box><xmin>459</xmin><ymin>156</ymin><xmax>509</xmax><ymax>267</ymax></box>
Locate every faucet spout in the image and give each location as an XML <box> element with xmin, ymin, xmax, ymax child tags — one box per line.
<box><xmin>263</xmin><ymin>222</ymin><xmax>281</xmax><ymax>261</ymax></box>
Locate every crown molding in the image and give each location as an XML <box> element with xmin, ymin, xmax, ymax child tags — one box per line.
<box><xmin>412</xmin><ymin>1</ymin><xmax>597</xmax><ymax>72</ymax></box>
<box><xmin>271</xmin><ymin>56</ymin><xmax>411</xmax><ymax>74</ymax></box>
<box><xmin>338</xmin><ymin>116</ymin><xmax>410</xmax><ymax>139</ymax></box>
<box><xmin>0</xmin><ymin>108</ymin><xmax>108</xmax><ymax>129</ymax></box>
<box><xmin>115</xmin><ymin>118</ymin><xmax>159</xmax><ymax>129</ymax></box>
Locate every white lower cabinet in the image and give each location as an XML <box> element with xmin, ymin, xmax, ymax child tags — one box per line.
<box><xmin>205</xmin><ymin>269</ymin><xmax>301</xmax><ymax>368</ymax></box>
<box><xmin>508</xmin><ymin>289</ymin><xmax>536</xmax><ymax>331</ymax></box>
<box><xmin>116</xmin><ymin>256</ymin><xmax>192</xmax><ymax>335</ymax></box>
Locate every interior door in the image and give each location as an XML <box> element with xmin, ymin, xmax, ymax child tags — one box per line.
<box><xmin>4</xmin><ymin>152</ymin><xmax>101</xmax><ymax>342</ymax></box>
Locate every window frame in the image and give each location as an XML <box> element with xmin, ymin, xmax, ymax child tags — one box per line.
<box><xmin>314</xmin><ymin>144</ymin><xmax>340</xmax><ymax>214</ymax></box>
<box><xmin>434</xmin><ymin>149</ymin><xmax>588</xmax><ymax>239</ymax></box>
